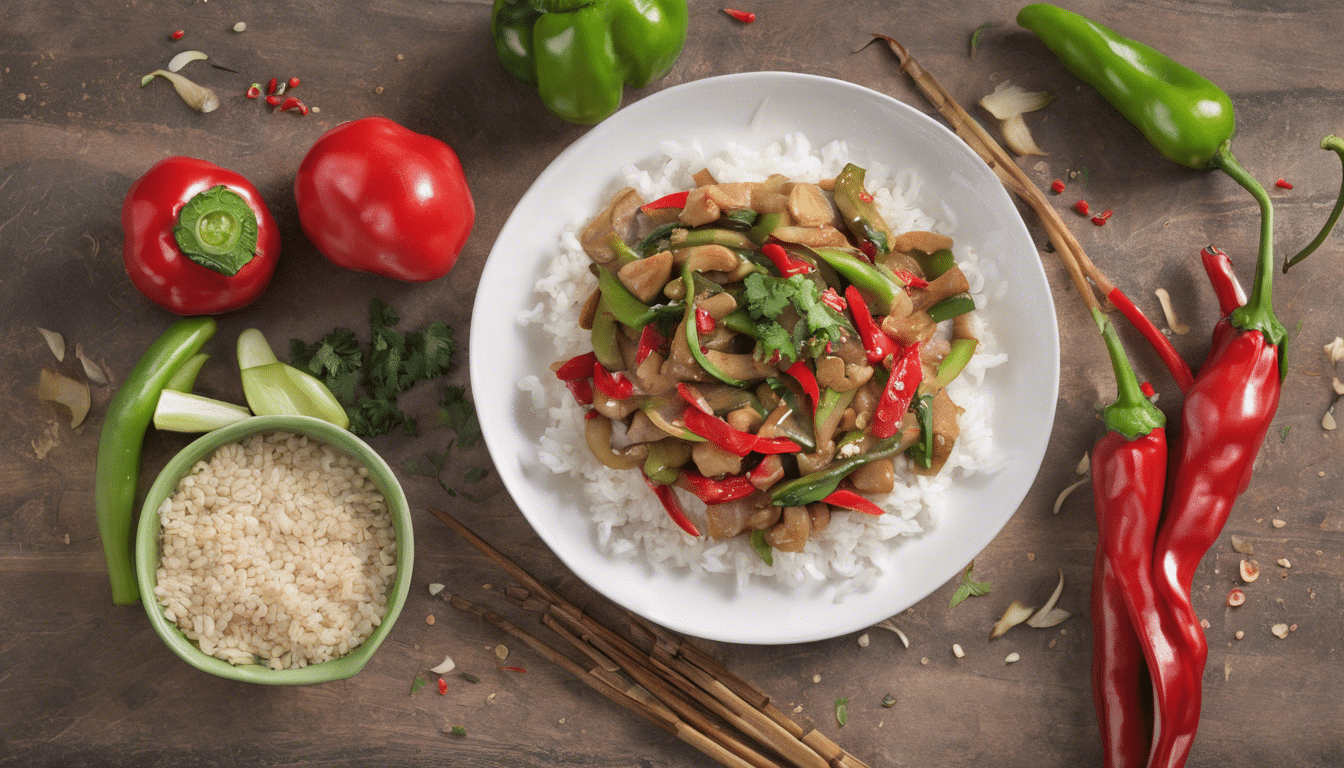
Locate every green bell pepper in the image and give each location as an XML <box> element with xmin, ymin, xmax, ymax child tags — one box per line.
<box><xmin>491</xmin><ymin>0</ymin><xmax>688</xmax><ymax>125</ymax></box>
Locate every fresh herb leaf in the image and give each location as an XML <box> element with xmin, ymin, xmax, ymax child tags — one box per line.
<box><xmin>750</xmin><ymin>529</ymin><xmax>773</xmax><ymax>566</ymax></box>
<box><xmin>834</xmin><ymin>698</ymin><xmax>849</xmax><ymax>726</ymax></box>
<box><xmin>464</xmin><ymin>466</ymin><xmax>489</xmax><ymax>483</ymax></box>
<box><xmin>461</xmin><ymin>672</ymin><xmax>481</xmax><ymax>684</ymax></box>
<box><xmin>410</xmin><ymin>672</ymin><xmax>427</xmax><ymax>695</ymax></box>
<box><xmin>881</xmin><ymin>694</ymin><xmax>896</xmax><ymax>708</ymax></box>
<box><xmin>1280</xmin><ymin>425</ymin><xmax>1291</xmax><ymax>443</ymax></box>
<box><xmin>439</xmin><ymin>385</ymin><xmax>481</xmax><ymax>449</ymax></box>
<box><xmin>948</xmin><ymin>561</ymin><xmax>991</xmax><ymax>609</ymax></box>
<box><xmin>741</xmin><ymin>273</ymin><xmax>845</xmax><ymax>365</ymax></box>
<box><xmin>448</xmin><ymin>725</ymin><xmax>466</xmax><ymax>737</ymax></box>
<box><xmin>969</xmin><ymin>21</ymin><xmax>996</xmax><ymax>58</ymax></box>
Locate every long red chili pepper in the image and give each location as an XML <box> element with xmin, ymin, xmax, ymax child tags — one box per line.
<box><xmin>1199</xmin><ymin>245</ymin><xmax>1245</xmax><ymax>318</ymax></box>
<box><xmin>644</xmin><ymin>474</ymin><xmax>700</xmax><ymax>537</ymax></box>
<box><xmin>870</xmin><ymin>342</ymin><xmax>922</xmax><ymax>438</ymax></box>
<box><xmin>683</xmin><ymin>406</ymin><xmax>800</xmax><ymax>457</ymax></box>
<box><xmin>761</xmin><ymin>242</ymin><xmax>812</xmax><ymax>276</ymax></box>
<box><xmin>675</xmin><ymin>470</ymin><xmax>757</xmax><ymax>504</ymax></box>
<box><xmin>1104</xmin><ymin>286</ymin><xmax>1195</xmax><ymax>392</ymax></box>
<box><xmin>844</xmin><ymin>285</ymin><xmax>899</xmax><ymax>364</ymax></box>
<box><xmin>783</xmin><ymin>360</ymin><xmax>820</xmax><ymax>410</ymax></box>
<box><xmin>639</xmin><ymin>191</ymin><xmax>689</xmax><ymax>213</ymax></box>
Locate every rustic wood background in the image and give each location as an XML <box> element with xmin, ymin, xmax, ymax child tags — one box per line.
<box><xmin>2</xmin><ymin>1</ymin><xmax>1341</xmax><ymax>765</ymax></box>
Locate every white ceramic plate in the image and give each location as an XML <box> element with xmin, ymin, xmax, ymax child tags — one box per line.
<box><xmin>471</xmin><ymin>72</ymin><xmax>1058</xmax><ymax>645</ymax></box>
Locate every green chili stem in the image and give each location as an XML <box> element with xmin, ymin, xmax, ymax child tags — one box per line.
<box><xmin>1092</xmin><ymin>308</ymin><xmax>1165</xmax><ymax>439</ymax></box>
<box><xmin>1213</xmin><ymin>144</ymin><xmax>1287</xmax><ymax>355</ymax></box>
<box><xmin>1283</xmin><ymin>135</ymin><xmax>1344</xmax><ymax>273</ymax></box>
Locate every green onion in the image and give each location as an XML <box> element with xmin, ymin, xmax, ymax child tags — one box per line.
<box><xmin>927</xmin><ymin>294</ymin><xmax>977</xmax><ymax>323</ymax></box>
<box><xmin>164</xmin><ymin>353</ymin><xmax>209</xmax><ymax>393</ymax></box>
<box><xmin>238</xmin><ymin>329</ymin><xmax>350</xmax><ymax>428</ymax></box>
<box><xmin>834</xmin><ymin>698</ymin><xmax>849</xmax><ymax>726</ymax></box>
<box><xmin>153</xmin><ymin>389</ymin><xmax>251</xmax><ymax>433</ymax></box>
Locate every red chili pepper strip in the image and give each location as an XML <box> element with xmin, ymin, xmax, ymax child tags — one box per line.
<box><xmin>1140</xmin><ymin>381</ymin><xmax>1156</xmax><ymax>399</ymax></box>
<box><xmin>171</xmin><ymin>29</ymin><xmax>185</xmax><ymax>40</ymax></box>
<box><xmin>554</xmin><ymin>351</ymin><xmax>597</xmax><ymax>381</ymax></box>
<box><xmin>783</xmin><ymin>360</ymin><xmax>820</xmax><ymax>410</ymax></box>
<box><xmin>1091</xmin><ymin>215</ymin><xmax>1108</xmax><ymax>227</ymax></box>
<box><xmin>279</xmin><ymin>96</ymin><xmax>303</xmax><ymax>112</ymax></box>
<box><xmin>683</xmin><ymin>406</ymin><xmax>799</xmax><ymax>456</ymax></box>
<box><xmin>644</xmin><ymin>474</ymin><xmax>700</xmax><ymax>536</ymax></box>
<box><xmin>1104</xmin><ymin>287</ymin><xmax>1195</xmax><ymax>393</ymax></box>
<box><xmin>676</xmin><ymin>382</ymin><xmax>712</xmax><ymax>414</ymax></box>
<box><xmin>870</xmin><ymin>343</ymin><xmax>922</xmax><ymax>439</ymax></box>
<box><xmin>1074</xmin><ymin>199</ymin><xmax>1090</xmax><ymax>216</ymax></box>
<box><xmin>721</xmin><ymin>8</ymin><xmax>756</xmax><ymax>23</ymax></box>
<box><xmin>592</xmin><ymin>363</ymin><xmax>634</xmax><ymax>400</ymax></box>
<box><xmin>639</xmin><ymin>191</ymin><xmax>689</xmax><ymax>213</ymax></box>
<box><xmin>437</xmin><ymin>677</ymin><xmax>448</xmax><ymax>695</ymax></box>
<box><xmin>564</xmin><ymin>379</ymin><xmax>593</xmax><ymax>406</ymax></box>
<box><xmin>265</xmin><ymin>95</ymin><xmax>282</xmax><ymax>107</ymax></box>
<box><xmin>635</xmin><ymin>324</ymin><xmax>666</xmax><ymax>365</ymax></box>
<box><xmin>891</xmin><ymin>270</ymin><xmax>928</xmax><ymax>289</ymax></box>
<box><xmin>288</xmin><ymin>77</ymin><xmax>301</xmax><ymax>89</ymax></box>
<box><xmin>498</xmin><ymin>666</ymin><xmax>526</xmax><ymax>673</ymax></box>
<box><xmin>821</xmin><ymin>489</ymin><xmax>885</xmax><ymax>516</ymax></box>
<box><xmin>1275</xmin><ymin>177</ymin><xmax>1293</xmax><ymax>189</ymax></box>
<box><xmin>1199</xmin><ymin>245</ymin><xmax>1246</xmax><ymax>317</ymax></box>
<box><xmin>675</xmin><ymin>470</ymin><xmax>756</xmax><ymax>505</ymax></box>
<box><xmin>819</xmin><ymin>287</ymin><xmax>846</xmax><ymax>313</ymax></box>
<box><xmin>267</xmin><ymin>77</ymin><xmax>279</xmax><ymax>95</ymax></box>
<box><xmin>695</xmin><ymin>307</ymin><xmax>716</xmax><ymax>335</ymax></box>
<box><xmin>843</xmin><ymin>286</ymin><xmax>900</xmax><ymax>365</ymax></box>
<box><xmin>761</xmin><ymin>242</ymin><xmax>811</xmax><ymax>276</ymax></box>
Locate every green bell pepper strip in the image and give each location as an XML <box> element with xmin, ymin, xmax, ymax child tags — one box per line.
<box><xmin>926</xmin><ymin>294</ymin><xmax>976</xmax><ymax>324</ymax></box>
<box><xmin>1017</xmin><ymin>4</ymin><xmax>1235</xmax><ymax>170</ymax></box>
<box><xmin>914</xmin><ymin>248</ymin><xmax>957</xmax><ymax>279</ymax></box>
<box><xmin>769</xmin><ymin>434</ymin><xmax>907</xmax><ymax>507</ymax></box>
<box><xmin>491</xmin><ymin>0</ymin><xmax>688</xmax><ymax>125</ymax></box>
<box><xmin>1019</xmin><ymin>3</ymin><xmax>1286</xmax><ymax>375</ymax></box>
<box><xmin>163</xmin><ymin>353</ymin><xmax>209</xmax><ymax>393</ymax></box>
<box><xmin>747</xmin><ymin>212</ymin><xmax>785</xmax><ymax>245</ymax></box>
<box><xmin>590</xmin><ymin>298</ymin><xmax>625</xmax><ymax>371</ymax></box>
<box><xmin>833</xmin><ymin>163</ymin><xmax>894</xmax><ymax>254</ymax></box>
<box><xmin>237</xmin><ymin>329</ymin><xmax>351</xmax><ymax>428</ymax></box>
<box><xmin>671</xmin><ymin>228</ymin><xmax>756</xmax><ymax>251</ymax></box>
<box><xmin>930</xmin><ymin>338</ymin><xmax>978</xmax><ymax>390</ymax></box>
<box><xmin>96</xmin><ymin>317</ymin><xmax>216</xmax><ymax>605</ymax></box>
<box><xmin>812</xmin><ymin>247</ymin><xmax>902</xmax><ymax>314</ymax></box>
<box><xmin>595</xmin><ymin>265</ymin><xmax>652</xmax><ymax>329</ymax></box>
<box><xmin>682</xmin><ymin>265</ymin><xmax>748</xmax><ymax>387</ymax></box>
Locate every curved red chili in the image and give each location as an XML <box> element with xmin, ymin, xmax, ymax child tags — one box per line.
<box><xmin>1104</xmin><ymin>286</ymin><xmax>1195</xmax><ymax>392</ymax></box>
<box><xmin>870</xmin><ymin>342</ymin><xmax>922</xmax><ymax>439</ymax></box>
<box><xmin>121</xmin><ymin>157</ymin><xmax>279</xmax><ymax>315</ymax></box>
<box><xmin>675</xmin><ymin>470</ymin><xmax>757</xmax><ymax>504</ymax></box>
<box><xmin>784</xmin><ymin>360</ymin><xmax>820</xmax><ymax>409</ymax></box>
<box><xmin>844</xmin><ymin>285</ymin><xmax>899</xmax><ymax>363</ymax></box>
<box><xmin>643</xmin><ymin>474</ymin><xmax>700</xmax><ymax>537</ymax></box>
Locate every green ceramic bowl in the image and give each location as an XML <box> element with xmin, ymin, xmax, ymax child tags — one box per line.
<box><xmin>135</xmin><ymin>415</ymin><xmax>413</xmax><ymax>685</ymax></box>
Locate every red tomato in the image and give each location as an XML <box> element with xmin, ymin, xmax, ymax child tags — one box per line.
<box><xmin>294</xmin><ymin>117</ymin><xmax>475</xmax><ymax>282</ymax></box>
<box><xmin>121</xmin><ymin>157</ymin><xmax>279</xmax><ymax>315</ymax></box>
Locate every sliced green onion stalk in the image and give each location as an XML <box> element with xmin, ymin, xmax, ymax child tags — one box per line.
<box><xmin>931</xmin><ymin>338</ymin><xmax>978</xmax><ymax>390</ymax></box>
<box><xmin>164</xmin><ymin>353</ymin><xmax>209</xmax><ymax>393</ymax></box>
<box><xmin>153</xmin><ymin>389</ymin><xmax>251</xmax><ymax>432</ymax></box>
<box><xmin>926</xmin><ymin>294</ymin><xmax>976</xmax><ymax>323</ymax></box>
<box><xmin>237</xmin><ymin>328</ymin><xmax>350</xmax><ymax>428</ymax></box>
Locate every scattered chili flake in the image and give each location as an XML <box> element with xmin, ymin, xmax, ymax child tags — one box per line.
<box><xmin>1091</xmin><ymin>209</ymin><xmax>1114</xmax><ymax>226</ymax></box>
<box><xmin>1073</xmin><ymin>200</ymin><xmax>1090</xmax><ymax>216</ymax></box>
<box><xmin>499</xmin><ymin>666</ymin><xmax>527</xmax><ymax>673</ymax></box>
<box><xmin>437</xmin><ymin>677</ymin><xmax>448</xmax><ymax>695</ymax></box>
<box><xmin>695</xmin><ymin>307</ymin><xmax>716</xmax><ymax>335</ymax></box>
<box><xmin>288</xmin><ymin>76</ymin><xmax>301</xmax><ymax>89</ymax></box>
<box><xmin>1275</xmin><ymin>178</ymin><xmax>1294</xmax><ymax>189</ymax></box>
<box><xmin>1050</xmin><ymin>179</ymin><xmax>1065</xmax><ymax>194</ymax></box>
<box><xmin>266</xmin><ymin>77</ymin><xmax>279</xmax><ymax>95</ymax></box>
<box><xmin>170</xmin><ymin>29</ymin><xmax>185</xmax><ymax>40</ymax></box>
<box><xmin>820</xmin><ymin>287</ymin><xmax>847</xmax><ymax>313</ymax></box>
<box><xmin>721</xmin><ymin>8</ymin><xmax>756</xmax><ymax>23</ymax></box>
<box><xmin>265</xmin><ymin>94</ymin><xmax>281</xmax><ymax>107</ymax></box>
<box><xmin>245</xmin><ymin>84</ymin><xmax>261</xmax><ymax>99</ymax></box>
<box><xmin>1140</xmin><ymin>381</ymin><xmax>1156</xmax><ymax>399</ymax></box>
<box><xmin>858</xmin><ymin>190</ymin><xmax>874</xmax><ymax>203</ymax></box>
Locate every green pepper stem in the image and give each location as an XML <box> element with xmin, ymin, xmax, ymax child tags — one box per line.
<box><xmin>1213</xmin><ymin>145</ymin><xmax>1288</xmax><ymax>359</ymax></box>
<box><xmin>1283</xmin><ymin>135</ymin><xmax>1344</xmax><ymax>273</ymax></box>
<box><xmin>1092</xmin><ymin>308</ymin><xmax>1165</xmax><ymax>439</ymax></box>
<box><xmin>173</xmin><ymin>185</ymin><xmax>259</xmax><ymax>277</ymax></box>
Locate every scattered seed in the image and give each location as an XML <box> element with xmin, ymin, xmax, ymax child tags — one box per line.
<box><xmin>18</xmin><ymin>93</ymin><xmax>27</xmax><ymax>101</ymax></box>
<box><xmin>1200</xmin><ymin>619</ymin><xmax>1211</xmax><ymax>629</ymax></box>
<box><xmin>812</xmin><ymin>674</ymin><xmax>822</xmax><ymax>683</ymax></box>
<box><xmin>232</xmin><ymin>21</ymin><xmax>247</xmax><ymax>32</ymax></box>
<box><xmin>952</xmin><ymin>643</ymin><xmax>965</xmax><ymax>659</ymax></box>
<box><xmin>396</xmin><ymin>53</ymin><xmax>405</xmax><ymax>61</ymax></box>
<box><xmin>1048</xmin><ymin>638</ymin><xmax>1057</xmax><ymax>649</ymax></box>
<box><xmin>428</xmin><ymin>583</ymin><xmax>445</xmax><ymax>596</ymax></box>
<box><xmin>857</xmin><ymin>633</ymin><xmax>870</xmax><ymax>648</ymax></box>
<box><xmin>1235</xmin><ymin>630</ymin><xmax>1244</xmax><ymax>640</ymax></box>
<box><xmin>1240</xmin><ymin>560</ymin><xmax>1260</xmax><ymax>583</ymax></box>
<box><xmin>1272</xmin><ymin>518</ymin><xmax>1286</xmax><ymax>528</ymax></box>
<box><xmin>494</xmin><ymin>644</ymin><xmax>509</xmax><ymax>661</ymax></box>
<box><xmin>1271</xmin><ymin>623</ymin><xmax>1290</xmax><ymax>639</ymax></box>
<box><xmin>1054</xmin><ymin>477</ymin><xmax>1089</xmax><ymax>514</ymax></box>
<box><xmin>374</xmin><ymin>85</ymin><xmax>384</xmax><ymax>94</ymax></box>
<box><xmin>1027</xmin><ymin>552</ymin><xmax>1036</xmax><ymax>561</ymax></box>
<box><xmin>1277</xmin><ymin>558</ymin><xmax>1291</xmax><ymax>568</ymax></box>
<box><xmin>1324</xmin><ymin>410</ymin><xmax>1336</xmax><ymax>431</ymax></box>
<box><xmin>1230</xmin><ymin>535</ymin><xmax>1254</xmax><ymax>555</ymax></box>
<box><xmin>1290</xmin><ymin>623</ymin><xmax>1298</xmax><ymax>632</ymax></box>
<box><xmin>1227</xmin><ymin>588</ymin><xmax>1246</xmax><ymax>607</ymax></box>
<box><xmin>288</xmin><ymin>76</ymin><xmax>300</xmax><ymax>89</ymax></box>
<box><xmin>1005</xmin><ymin>652</ymin><xmax>1021</xmax><ymax>664</ymax></box>
<box><xmin>1075</xmin><ymin>452</ymin><xmax>1090</xmax><ymax>475</ymax></box>
<box><xmin>426</xmin><ymin>614</ymin><xmax>435</xmax><ymax>625</ymax></box>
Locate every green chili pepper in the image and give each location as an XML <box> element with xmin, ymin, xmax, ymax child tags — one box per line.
<box><xmin>926</xmin><ymin>294</ymin><xmax>976</xmax><ymax>323</ymax></box>
<box><xmin>95</xmin><ymin>317</ymin><xmax>217</xmax><ymax>605</ymax></box>
<box><xmin>490</xmin><ymin>0</ymin><xmax>688</xmax><ymax>124</ymax></box>
<box><xmin>682</xmin><ymin>265</ymin><xmax>748</xmax><ymax>387</ymax></box>
<box><xmin>604</xmin><ymin>232</ymin><xmax>640</xmax><ymax>266</ymax></box>
<box><xmin>812</xmin><ymin>247</ymin><xmax>901</xmax><ymax>314</ymax></box>
<box><xmin>931</xmin><ymin>338</ymin><xmax>978</xmax><ymax>390</ymax></box>
<box><xmin>595</xmin><ymin>265</ymin><xmax>652</xmax><ymax>329</ymax></box>
<box><xmin>769</xmin><ymin>434</ymin><xmax>906</xmax><ymax>507</ymax></box>
<box><xmin>834</xmin><ymin>163</ymin><xmax>894</xmax><ymax>253</ymax></box>
<box><xmin>163</xmin><ymin>353</ymin><xmax>209</xmax><ymax>393</ymax></box>
<box><xmin>670</xmin><ymin>228</ymin><xmax>756</xmax><ymax>251</ymax></box>
<box><xmin>590</xmin><ymin>298</ymin><xmax>625</xmax><ymax>371</ymax></box>
<box><xmin>1017</xmin><ymin>4</ymin><xmax>1235</xmax><ymax>170</ymax></box>
<box><xmin>643</xmin><ymin>439</ymin><xmax>691</xmax><ymax>485</ymax></box>
<box><xmin>914</xmin><ymin>248</ymin><xmax>957</xmax><ymax>279</ymax></box>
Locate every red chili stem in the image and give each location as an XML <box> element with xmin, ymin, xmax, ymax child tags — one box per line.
<box><xmin>1104</xmin><ymin>287</ymin><xmax>1195</xmax><ymax>393</ymax></box>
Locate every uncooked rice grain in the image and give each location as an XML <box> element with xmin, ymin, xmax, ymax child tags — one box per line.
<box><xmin>523</xmin><ymin>134</ymin><xmax>1006</xmax><ymax>593</ymax></box>
<box><xmin>154</xmin><ymin>432</ymin><xmax>397</xmax><ymax>670</ymax></box>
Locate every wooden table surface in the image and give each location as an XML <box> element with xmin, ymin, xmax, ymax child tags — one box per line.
<box><xmin>4</xmin><ymin>1</ymin><xmax>1342</xmax><ymax>765</ymax></box>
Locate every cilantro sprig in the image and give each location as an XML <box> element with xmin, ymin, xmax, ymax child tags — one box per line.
<box><xmin>741</xmin><ymin>273</ymin><xmax>846</xmax><ymax>365</ymax></box>
<box><xmin>400</xmin><ymin>385</ymin><xmax>488</xmax><ymax>500</ymax></box>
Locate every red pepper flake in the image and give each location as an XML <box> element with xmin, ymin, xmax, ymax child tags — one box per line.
<box><xmin>170</xmin><ymin>29</ymin><xmax>185</xmax><ymax>40</ymax></box>
<box><xmin>565</xmin><ymin>378</ymin><xmax>594</xmax><ymax>406</ymax></box>
<box><xmin>554</xmin><ymin>351</ymin><xmax>597</xmax><ymax>381</ymax></box>
<box><xmin>287</xmin><ymin>76</ymin><xmax>301</xmax><ymax>89</ymax></box>
<box><xmin>1275</xmin><ymin>178</ymin><xmax>1293</xmax><ymax>190</ymax></box>
<box><xmin>1050</xmin><ymin>179</ymin><xmax>1065</xmax><ymax>194</ymax></box>
<box><xmin>822</xmin><ymin>489</ymin><xmax>886</xmax><ymax>516</ymax></box>
<box><xmin>498</xmin><ymin>666</ymin><xmax>526</xmax><ymax>673</ymax></box>
<box><xmin>266</xmin><ymin>77</ymin><xmax>279</xmax><ymax>95</ymax></box>
<box><xmin>695</xmin><ymin>307</ymin><xmax>716</xmax><ymax>336</ymax></box>
<box><xmin>721</xmin><ymin>8</ymin><xmax>756</xmax><ymax>23</ymax></box>
<box><xmin>437</xmin><ymin>677</ymin><xmax>447</xmax><ymax>695</ymax></box>
<box><xmin>892</xmin><ymin>270</ymin><xmax>929</xmax><ymax>290</ymax></box>
<box><xmin>1091</xmin><ymin>209</ymin><xmax>1114</xmax><ymax>227</ymax></box>
<box><xmin>635</xmin><ymin>324</ymin><xmax>666</xmax><ymax>365</ymax></box>
<box><xmin>1140</xmin><ymin>381</ymin><xmax>1157</xmax><ymax>399</ymax></box>
<box><xmin>858</xmin><ymin>190</ymin><xmax>874</xmax><ymax>203</ymax></box>
<box><xmin>857</xmin><ymin>240</ymin><xmax>877</xmax><ymax>262</ymax></box>
<box><xmin>245</xmin><ymin>84</ymin><xmax>261</xmax><ymax>99</ymax></box>
<box><xmin>583</xmin><ymin>408</ymin><xmax>599</xmax><ymax>420</ymax></box>
<box><xmin>820</xmin><ymin>287</ymin><xmax>847</xmax><ymax>313</ymax></box>
<box><xmin>1073</xmin><ymin>200</ymin><xmax>1090</xmax><ymax>216</ymax></box>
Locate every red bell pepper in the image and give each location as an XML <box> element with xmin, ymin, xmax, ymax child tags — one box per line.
<box><xmin>683</xmin><ymin>406</ymin><xmax>800</xmax><ymax>457</ymax></box>
<box><xmin>870</xmin><ymin>342</ymin><xmax>922</xmax><ymax>439</ymax></box>
<box><xmin>643</xmin><ymin>474</ymin><xmax>700</xmax><ymax>536</ymax></box>
<box><xmin>675</xmin><ymin>470</ymin><xmax>757</xmax><ymax>504</ymax></box>
<box><xmin>564</xmin><ymin>378</ymin><xmax>594</xmax><ymax>406</ymax></box>
<box><xmin>592</xmin><ymin>363</ymin><xmax>634</xmax><ymax>400</ymax></box>
<box><xmin>554</xmin><ymin>351</ymin><xmax>598</xmax><ymax>381</ymax></box>
<box><xmin>821</xmin><ymin>489</ymin><xmax>884</xmax><ymax>516</ymax></box>
<box><xmin>784</xmin><ymin>360</ymin><xmax>820</xmax><ymax>410</ymax></box>
<box><xmin>294</xmin><ymin>116</ymin><xmax>474</xmax><ymax>282</ymax></box>
<box><xmin>635</xmin><ymin>325</ymin><xmax>667</xmax><ymax>365</ymax></box>
<box><xmin>639</xmin><ymin>191</ymin><xmax>689</xmax><ymax>213</ymax></box>
<box><xmin>761</xmin><ymin>242</ymin><xmax>811</xmax><ymax>276</ymax></box>
<box><xmin>121</xmin><ymin>157</ymin><xmax>279</xmax><ymax>315</ymax></box>
<box><xmin>844</xmin><ymin>285</ymin><xmax>899</xmax><ymax>364</ymax></box>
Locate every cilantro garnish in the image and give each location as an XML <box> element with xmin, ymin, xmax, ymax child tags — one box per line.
<box><xmin>948</xmin><ymin>561</ymin><xmax>992</xmax><ymax>609</ymax></box>
<box><xmin>399</xmin><ymin>385</ymin><xmax>488</xmax><ymax>500</ymax></box>
<box><xmin>290</xmin><ymin>299</ymin><xmax>458</xmax><ymax>438</ymax></box>
<box><xmin>834</xmin><ymin>698</ymin><xmax>849</xmax><ymax>726</ymax></box>
<box><xmin>741</xmin><ymin>273</ymin><xmax>846</xmax><ymax>365</ymax></box>
<box><xmin>410</xmin><ymin>672</ymin><xmax>427</xmax><ymax>695</ymax></box>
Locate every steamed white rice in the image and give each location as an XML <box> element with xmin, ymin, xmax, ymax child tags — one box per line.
<box><xmin>521</xmin><ymin>134</ymin><xmax>1006</xmax><ymax>593</ymax></box>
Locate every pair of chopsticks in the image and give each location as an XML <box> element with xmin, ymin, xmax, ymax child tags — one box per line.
<box><xmin>429</xmin><ymin>506</ymin><xmax>872</xmax><ymax>768</ymax></box>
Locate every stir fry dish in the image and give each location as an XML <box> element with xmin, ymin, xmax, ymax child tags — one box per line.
<box><xmin>551</xmin><ymin>164</ymin><xmax>982</xmax><ymax>554</ymax></box>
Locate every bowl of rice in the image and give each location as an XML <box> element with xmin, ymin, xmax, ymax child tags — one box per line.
<box><xmin>134</xmin><ymin>415</ymin><xmax>413</xmax><ymax>684</ymax></box>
